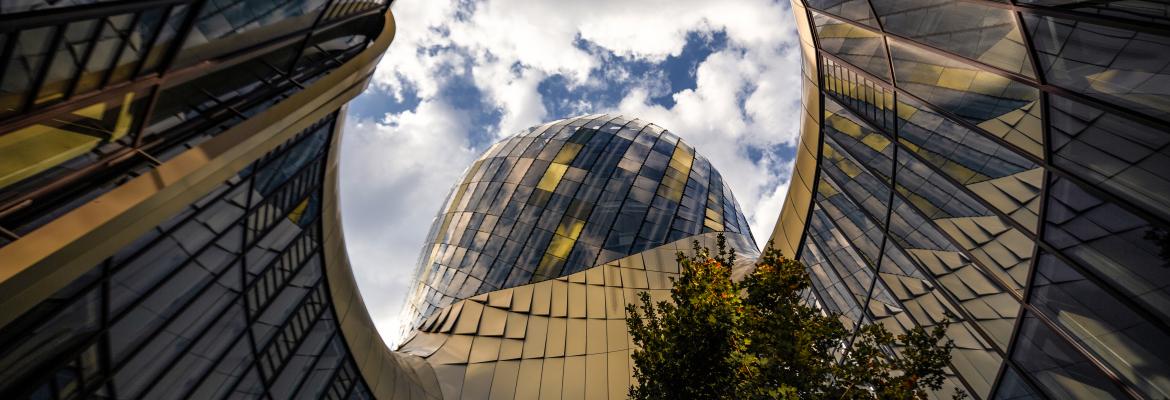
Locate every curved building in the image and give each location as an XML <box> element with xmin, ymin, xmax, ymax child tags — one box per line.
<box><xmin>0</xmin><ymin>1</ymin><xmax>431</xmax><ymax>399</ymax></box>
<box><xmin>384</xmin><ymin>114</ymin><xmax>759</xmax><ymax>398</ymax></box>
<box><xmin>772</xmin><ymin>0</ymin><xmax>1170</xmax><ymax>398</ymax></box>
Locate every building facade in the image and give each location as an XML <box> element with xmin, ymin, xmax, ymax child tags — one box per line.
<box><xmin>0</xmin><ymin>1</ymin><xmax>438</xmax><ymax>399</ymax></box>
<box><xmin>770</xmin><ymin>0</ymin><xmax>1170</xmax><ymax>398</ymax></box>
<box><xmin>390</xmin><ymin>114</ymin><xmax>760</xmax><ymax>398</ymax></box>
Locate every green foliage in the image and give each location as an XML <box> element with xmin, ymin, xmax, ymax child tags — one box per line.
<box><xmin>625</xmin><ymin>235</ymin><xmax>958</xmax><ymax>400</ymax></box>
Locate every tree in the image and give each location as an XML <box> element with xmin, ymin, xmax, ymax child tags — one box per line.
<box><xmin>625</xmin><ymin>235</ymin><xmax>957</xmax><ymax>400</ymax></box>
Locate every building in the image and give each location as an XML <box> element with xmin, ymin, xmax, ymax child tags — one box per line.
<box><xmin>769</xmin><ymin>0</ymin><xmax>1170</xmax><ymax>398</ymax></box>
<box><xmin>0</xmin><ymin>1</ymin><xmax>424</xmax><ymax>398</ymax></box>
<box><xmin>390</xmin><ymin>114</ymin><xmax>759</xmax><ymax>398</ymax></box>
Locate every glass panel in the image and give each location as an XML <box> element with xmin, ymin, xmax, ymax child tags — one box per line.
<box><xmin>35</xmin><ymin>19</ymin><xmax>99</xmax><ymax>107</ymax></box>
<box><xmin>1049</xmin><ymin>93</ymin><xmax>1170</xmax><ymax>223</ymax></box>
<box><xmin>812</xmin><ymin>11</ymin><xmax>892</xmax><ymax>81</ymax></box>
<box><xmin>1011</xmin><ymin>311</ymin><xmax>1130</xmax><ymax>399</ymax></box>
<box><xmin>177</xmin><ymin>0</ymin><xmax>329</xmax><ymax>68</ymax></box>
<box><xmin>992</xmin><ymin>365</ymin><xmax>1044</xmax><ymax>400</ymax></box>
<box><xmin>0</xmin><ymin>26</ymin><xmax>56</xmax><ymax>118</ymax></box>
<box><xmin>1031</xmin><ymin>252</ymin><xmax>1170</xmax><ymax>398</ymax></box>
<box><xmin>1024</xmin><ymin>14</ymin><xmax>1170</xmax><ymax>122</ymax></box>
<box><xmin>73</xmin><ymin>13</ymin><xmax>134</xmax><ymax>95</ymax></box>
<box><xmin>108</xmin><ymin>9</ymin><xmax>167</xmax><ymax>85</ymax></box>
<box><xmin>0</xmin><ymin>89</ymin><xmax>148</xmax><ymax>192</ymax></box>
<box><xmin>821</xmin><ymin>57</ymin><xmax>897</xmax><ymax>132</ymax></box>
<box><xmin>806</xmin><ymin>0</ymin><xmax>880</xmax><ymax>27</ymax></box>
<box><xmin>1043</xmin><ymin>175</ymin><xmax>1170</xmax><ymax>322</ymax></box>
<box><xmin>1018</xmin><ymin>0</ymin><xmax>1170</xmax><ymax>28</ymax></box>
<box><xmin>896</xmin><ymin>96</ymin><xmax>1043</xmax><ymax>231</ymax></box>
<box><xmin>870</xmin><ymin>0</ymin><xmax>1035</xmax><ymax>77</ymax></box>
<box><xmin>889</xmin><ymin>40</ymin><xmax>1043</xmax><ymax>158</ymax></box>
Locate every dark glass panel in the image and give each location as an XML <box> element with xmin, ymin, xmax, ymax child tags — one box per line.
<box><xmin>1043</xmin><ymin>175</ymin><xmax>1170</xmax><ymax>322</ymax></box>
<box><xmin>1024</xmin><ymin>15</ymin><xmax>1170</xmax><ymax>122</ymax></box>
<box><xmin>812</xmin><ymin>11</ymin><xmax>892</xmax><ymax>81</ymax></box>
<box><xmin>991</xmin><ymin>365</ymin><xmax>1044</xmax><ymax>400</ymax></box>
<box><xmin>870</xmin><ymin>0</ymin><xmax>1035</xmax><ymax>77</ymax></box>
<box><xmin>1018</xmin><ymin>0</ymin><xmax>1170</xmax><ymax>28</ymax></box>
<box><xmin>889</xmin><ymin>40</ymin><xmax>1043</xmax><ymax>158</ymax></box>
<box><xmin>34</xmin><ymin>19</ymin><xmax>99</xmax><ymax>107</ymax></box>
<box><xmin>806</xmin><ymin>0</ymin><xmax>880</xmax><ymax>27</ymax></box>
<box><xmin>1012</xmin><ymin>312</ymin><xmax>1130</xmax><ymax>399</ymax></box>
<box><xmin>1031</xmin><ymin>252</ymin><xmax>1170</xmax><ymax>398</ymax></box>
<box><xmin>1048</xmin><ymin>93</ymin><xmax>1170</xmax><ymax>223</ymax></box>
<box><xmin>0</xmin><ymin>26</ymin><xmax>56</xmax><ymax>118</ymax></box>
<box><xmin>72</xmin><ymin>13</ymin><xmax>134</xmax><ymax>95</ymax></box>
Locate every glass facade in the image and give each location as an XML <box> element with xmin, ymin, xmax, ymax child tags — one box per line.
<box><xmin>779</xmin><ymin>0</ymin><xmax>1170</xmax><ymax>398</ymax></box>
<box><xmin>0</xmin><ymin>1</ymin><xmax>399</xmax><ymax>399</ymax></box>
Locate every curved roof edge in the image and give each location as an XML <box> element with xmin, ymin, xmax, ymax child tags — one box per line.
<box><xmin>766</xmin><ymin>0</ymin><xmax>821</xmax><ymax>261</ymax></box>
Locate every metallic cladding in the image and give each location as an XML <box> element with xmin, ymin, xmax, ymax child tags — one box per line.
<box><xmin>776</xmin><ymin>0</ymin><xmax>1170</xmax><ymax>398</ymax></box>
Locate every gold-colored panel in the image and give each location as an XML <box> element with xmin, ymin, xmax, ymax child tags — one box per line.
<box><xmin>607</xmin><ymin>350</ymin><xmax>630</xmax><ymax>400</ymax></box>
<box><xmin>531</xmin><ymin>281</ymin><xmax>552</xmax><ymax>316</ymax></box>
<box><xmin>488</xmin><ymin>288</ymin><xmax>514</xmax><ymax>309</ymax></box>
<box><xmin>604</xmin><ymin>286</ymin><xmax>625</xmax><ymax>319</ymax></box>
<box><xmin>566</xmin><ymin>318</ymin><xmax>587</xmax><ymax>356</ymax></box>
<box><xmin>479</xmin><ymin>306</ymin><xmax>508</xmax><ymax>337</ymax></box>
<box><xmin>505</xmin><ymin>313</ymin><xmax>528</xmax><ymax>339</ymax></box>
<box><xmin>523</xmin><ymin>316</ymin><xmax>549</xmax><ymax>359</ymax></box>
<box><xmin>586</xmin><ymin>284</ymin><xmax>605</xmax><ymax>319</ymax></box>
<box><xmin>585</xmin><ymin>353</ymin><xmax>608</xmax><ymax>400</ymax></box>
<box><xmin>606</xmin><ymin>319</ymin><xmax>627</xmax><ymax>352</ymax></box>
<box><xmin>512</xmin><ymin>285</ymin><xmax>534</xmax><ymax>313</ymax></box>
<box><xmin>563</xmin><ymin>356</ymin><xmax>587</xmax><ymax>400</ymax></box>
<box><xmin>462</xmin><ymin>363</ymin><xmax>495</xmax><ymax>400</ymax></box>
<box><xmin>489</xmin><ymin>360</ymin><xmax>521</xmax><ymax>400</ymax></box>
<box><xmin>546</xmin><ymin>318</ymin><xmax>567</xmax><ymax>357</ymax></box>
<box><xmin>456</xmin><ymin>301</ymin><xmax>486</xmax><ymax>335</ymax></box>
<box><xmin>551</xmin><ymin>280</ymin><xmax>569</xmax><ymax>317</ymax></box>
<box><xmin>499</xmin><ymin>339</ymin><xmax>524</xmax><ymax>361</ymax></box>
<box><xmin>440</xmin><ymin>302</ymin><xmax>465</xmax><ymax>333</ymax></box>
<box><xmin>568</xmin><ymin>282</ymin><xmax>587</xmax><ymax>318</ymax></box>
<box><xmin>430</xmin><ymin>335</ymin><xmax>474</xmax><ymax>365</ymax></box>
<box><xmin>516</xmin><ymin>359</ymin><xmax>544</xmax><ymax>400</ymax></box>
<box><xmin>540</xmin><ymin>357</ymin><xmax>564</xmax><ymax>400</ymax></box>
<box><xmin>469</xmin><ymin>336</ymin><xmax>502</xmax><ymax>363</ymax></box>
<box><xmin>586</xmin><ymin>319</ymin><xmax>607</xmax><ymax>354</ymax></box>
<box><xmin>434</xmin><ymin>364</ymin><xmax>467</xmax><ymax>399</ymax></box>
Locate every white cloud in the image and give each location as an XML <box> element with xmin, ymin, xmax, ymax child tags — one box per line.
<box><xmin>343</xmin><ymin>0</ymin><xmax>803</xmax><ymax>344</ymax></box>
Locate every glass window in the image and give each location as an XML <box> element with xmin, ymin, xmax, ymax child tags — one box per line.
<box><xmin>813</xmin><ymin>11</ymin><xmax>892</xmax><ymax>81</ymax></box>
<box><xmin>1048</xmin><ymin>93</ymin><xmax>1170</xmax><ymax>223</ymax></box>
<box><xmin>1024</xmin><ymin>15</ymin><xmax>1170</xmax><ymax>122</ymax></box>
<box><xmin>806</xmin><ymin>0</ymin><xmax>880</xmax><ymax>27</ymax></box>
<box><xmin>1012</xmin><ymin>312</ymin><xmax>1130</xmax><ymax>399</ymax></box>
<box><xmin>1031</xmin><ymin>252</ymin><xmax>1170</xmax><ymax>398</ymax></box>
<box><xmin>870</xmin><ymin>0</ymin><xmax>1035</xmax><ymax>77</ymax></box>
<box><xmin>1043</xmin><ymin>175</ymin><xmax>1170</xmax><ymax>322</ymax></box>
<box><xmin>0</xmin><ymin>26</ymin><xmax>56</xmax><ymax>118</ymax></box>
<box><xmin>1018</xmin><ymin>0</ymin><xmax>1170</xmax><ymax>27</ymax></box>
<box><xmin>889</xmin><ymin>40</ymin><xmax>1043</xmax><ymax>158</ymax></box>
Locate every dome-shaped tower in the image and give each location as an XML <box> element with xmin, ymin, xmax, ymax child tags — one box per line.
<box><xmin>399</xmin><ymin>114</ymin><xmax>756</xmax><ymax>330</ymax></box>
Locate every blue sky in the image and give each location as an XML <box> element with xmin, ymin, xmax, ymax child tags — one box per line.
<box><xmin>340</xmin><ymin>0</ymin><xmax>803</xmax><ymax>344</ymax></box>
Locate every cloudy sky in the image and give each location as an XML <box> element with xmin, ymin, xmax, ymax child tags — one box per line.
<box><xmin>339</xmin><ymin>0</ymin><xmax>803</xmax><ymax>344</ymax></box>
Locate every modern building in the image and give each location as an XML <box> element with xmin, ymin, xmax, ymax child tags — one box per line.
<box><xmin>0</xmin><ymin>1</ymin><xmax>427</xmax><ymax>399</ymax></box>
<box><xmin>390</xmin><ymin>114</ymin><xmax>759</xmax><ymax>398</ymax></box>
<box><xmin>770</xmin><ymin>0</ymin><xmax>1170</xmax><ymax>399</ymax></box>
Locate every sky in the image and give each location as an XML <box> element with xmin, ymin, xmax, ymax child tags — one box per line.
<box><xmin>339</xmin><ymin>0</ymin><xmax>803</xmax><ymax>345</ymax></box>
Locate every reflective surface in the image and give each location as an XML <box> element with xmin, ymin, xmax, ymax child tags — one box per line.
<box><xmin>786</xmin><ymin>0</ymin><xmax>1170</xmax><ymax>398</ymax></box>
<box><xmin>400</xmin><ymin>114</ymin><xmax>755</xmax><ymax>331</ymax></box>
